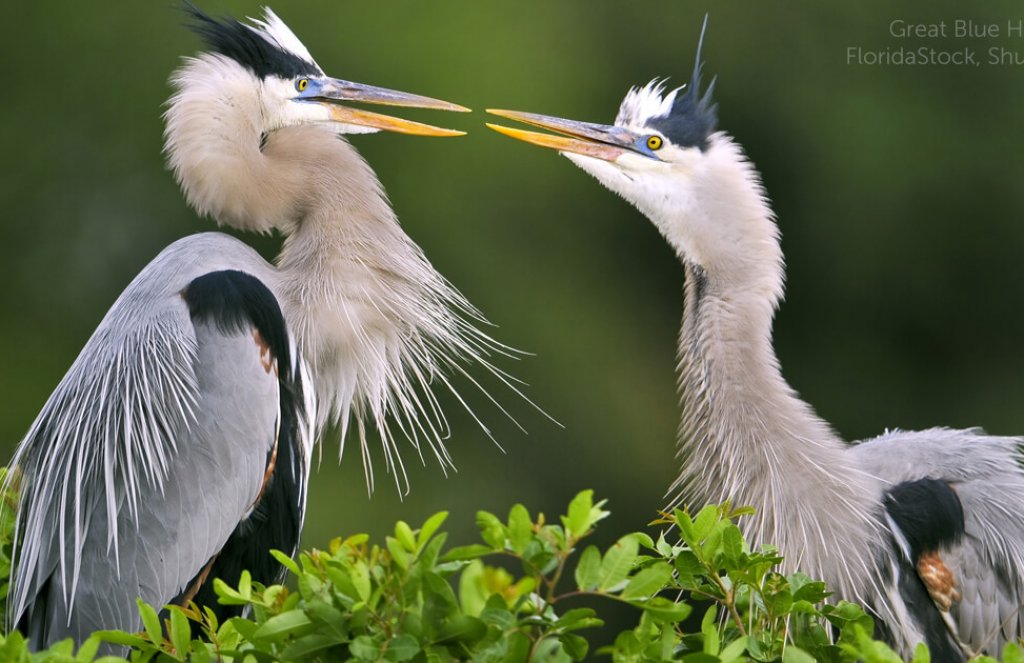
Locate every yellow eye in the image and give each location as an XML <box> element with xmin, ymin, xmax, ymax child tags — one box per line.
<box><xmin>296</xmin><ymin>78</ymin><xmax>309</xmax><ymax>92</ymax></box>
<box><xmin>646</xmin><ymin>135</ymin><xmax>663</xmax><ymax>150</ymax></box>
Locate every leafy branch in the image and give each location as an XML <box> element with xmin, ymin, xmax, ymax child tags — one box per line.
<box><xmin>2</xmin><ymin>482</ymin><xmax>1023</xmax><ymax>662</ymax></box>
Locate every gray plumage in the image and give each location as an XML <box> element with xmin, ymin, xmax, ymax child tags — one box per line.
<box><xmin>487</xmin><ymin>24</ymin><xmax>1024</xmax><ymax>658</ymax></box>
<box><xmin>7</xmin><ymin>7</ymin><xmax>517</xmax><ymax>648</ymax></box>
<box><xmin>10</xmin><ymin>235</ymin><xmax>313</xmax><ymax>643</ymax></box>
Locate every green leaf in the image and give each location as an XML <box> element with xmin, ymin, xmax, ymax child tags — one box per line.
<box><xmin>505</xmin><ymin>631</ymin><xmax>533</xmax><ymax>662</ymax></box>
<box><xmin>137</xmin><ymin>599</ymin><xmax>162</xmax><ymax>645</ymax></box>
<box><xmin>676</xmin><ymin>510</ymin><xmax>697</xmax><ymax>547</ymax></box>
<box><xmin>564</xmin><ymin>490</ymin><xmax>594</xmax><ymax>538</ymax></box>
<box><xmin>561</xmin><ymin>490</ymin><xmax>609</xmax><ymax>541</ymax></box>
<box><xmin>325</xmin><ymin>564</ymin><xmax>358</xmax><ymax>601</ymax></box>
<box><xmin>350</xmin><ymin>634</ymin><xmax>381</xmax><ymax>660</ymax></box>
<box><xmin>621</xmin><ymin>561</ymin><xmax>672</xmax><ymax>599</ymax></box>
<box><xmin>251</xmin><ymin>609</ymin><xmax>313</xmax><ymax>641</ymax></box>
<box><xmin>424</xmin><ymin>571</ymin><xmax>460</xmax><ymax>612</ymax></box>
<box><xmin>93</xmin><ymin>630</ymin><xmax>151</xmax><ymax>648</ymax></box>
<box><xmin>534</xmin><ymin>637</ymin><xmax>573</xmax><ymax>663</ymax></box>
<box><xmin>270</xmin><ymin>549</ymin><xmax>300</xmax><ymax>576</ymax></box>
<box><xmin>213</xmin><ymin>578</ymin><xmax>248</xmax><ymax>605</ymax></box>
<box><xmin>384</xmin><ymin>634</ymin><xmax>421</xmax><ymax>661</ymax></box>
<box><xmin>434</xmin><ymin>614</ymin><xmax>487</xmax><ymax>644</ymax></box>
<box><xmin>280</xmin><ymin>633</ymin><xmax>344</xmax><ymax>659</ymax></box>
<box><xmin>169</xmin><ymin>607</ymin><xmax>191</xmax><ymax>657</ymax></box>
<box><xmin>476</xmin><ymin>511</ymin><xmax>506</xmax><ymax>549</ymax></box>
<box><xmin>507</xmin><ymin>504</ymin><xmax>532</xmax><ymax>554</ymax></box>
<box><xmin>574</xmin><ymin>545</ymin><xmax>601</xmax><ymax>591</ymax></box>
<box><xmin>1003</xmin><ymin>642</ymin><xmax>1024</xmax><ymax>663</ymax></box>
<box><xmin>701</xmin><ymin>604</ymin><xmax>719</xmax><ymax>655</ymax></box>
<box><xmin>692</xmin><ymin>505</ymin><xmax>719</xmax><ymax>541</ymax></box>
<box><xmin>655</xmin><ymin>531</ymin><xmax>674</xmax><ymax>557</ymax></box>
<box><xmin>679</xmin><ymin>655</ymin><xmax>720</xmax><ymax>663</ymax></box>
<box><xmin>782</xmin><ymin>645</ymin><xmax>818</xmax><ymax>663</ymax></box>
<box><xmin>46</xmin><ymin>639</ymin><xmax>75</xmax><ymax>656</ymax></box>
<box><xmin>396</xmin><ymin>520</ymin><xmax>417</xmax><ymax>552</ymax></box>
<box><xmin>303</xmin><ymin>602</ymin><xmax>349</xmax><ymax>639</ymax></box>
<box><xmin>674</xmin><ymin>550</ymin><xmax>703</xmax><ymax>582</ymax></box>
<box><xmin>720</xmin><ymin>523</ymin><xmax>743</xmax><ymax>564</ymax></box>
<box><xmin>480</xmin><ymin>604</ymin><xmax>516</xmax><ymax>631</ymax></box>
<box><xmin>791</xmin><ymin>578</ymin><xmax>829</xmax><ymax>603</ymax></box>
<box><xmin>911</xmin><ymin>642</ymin><xmax>933</xmax><ymax>663</ymax></box>
<box><xmin>238</xmin><ymin>569</ymin><xmax>252</xmax><ymax>600</ymax></box>
<box><xmin>74</xmin><ymin>635</ymin><xmax>103</xmax><ymax>661</ymax></box>
<box><xmin>636</xmin><ymin>596</ymin><xmax>692</xmax><ymax>622</ymax></box>
<box><xmin>387</xmin><ymin>536</ymin><xmax>411</xmax><ymax>570</ymax></box>
<box><xmin>441</xmin><ymin>544</ymin><xmax>493</xmax><ymax>562</ymax></box>
<box><xmin>458</xmin><ymin>559</ymin><xmax>487</xmax><ymax>616</ymax></box>
<box><xmin>598</xmin><ymin>535</ymin><xmax>639</xmax><ymax>591</ymax></box>
<box><xmin>560</xmin><ymin>632</ymin><xmax>589</xmax><ymax>660</ymax></box>
<box><xmin>631</xmin><ymin>532</ymin><xmax>655</xmax><ymax>549</ymax></box>
<box><xmin>351</xmin><ymin>560</ymin><xmax>372</xmax><ymax>601</ymax></box>
<box><xmin>418</xmin><ymin>532</ymin><xmax>448</xmax><ymax>570</ymax></box>
<box><xmin>719</xmin><ymin>636</ymin><xmax>749</xmax><ymax>661</ymax></box>
<box><xmin>418</xmin><ymin>512</ymin><xmax>449</xmax><ymax>549</ymax></box>
<box><xmin>554</xmin><ymin>607</ymin><xmax>599</xmax><ymax>630</ymax></box>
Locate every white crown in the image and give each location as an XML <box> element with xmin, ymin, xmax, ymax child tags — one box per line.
<box><xmin>615</xmin><ymin>79</ymin><xmax>685</xmax><ymax>128</ymax></box>
<box><xmin>247</xmin><ymin>8</ymin><xmax>320</xmax><ymax>71</ymax></box>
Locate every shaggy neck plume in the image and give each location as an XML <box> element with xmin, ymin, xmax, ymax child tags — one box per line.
<box><xmin>663</xmin><ymin>136</ymin><xmax>883</xmax><ymax>599</ymax></box>
<box><xmin>164</xmin><ymin>55</ymin><xmax>507</xmax><ymax>494</ymax></box>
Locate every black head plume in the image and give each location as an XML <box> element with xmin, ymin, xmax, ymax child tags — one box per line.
<box><xmin>183</xmin><ymin>3</ymin><xmax>321</xmax><ymax>80</ymax></box>
<box><xmin>648</xmin><ymin>15</ymin><xmax>718</xmax><ymax>150</ymax></box>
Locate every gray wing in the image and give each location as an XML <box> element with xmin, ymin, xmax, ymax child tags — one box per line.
<box><xmin>853</xmin><ymin>427</ymin><xmax>1024</xmax><ymax>654</ymax></box>
<box><xmin>6</xmin><ymin>233</ymin><xmax>313</xmax><ymax>646</ymax></box>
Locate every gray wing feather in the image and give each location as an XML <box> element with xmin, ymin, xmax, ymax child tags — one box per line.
<box><xmin>6</xmin><ymin>233</ymin><xmax>296</xmax><ymax>644</ymax></box>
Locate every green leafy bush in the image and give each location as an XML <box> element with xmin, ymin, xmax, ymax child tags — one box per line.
<box><xmin>2</xmin><ymin>485</ymin><xmax>1022</xmax><ymax>661</ymax></box>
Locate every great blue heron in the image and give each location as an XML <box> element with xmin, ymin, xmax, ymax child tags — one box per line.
<box><xmin>487</xmin><ymin>20</ymin><xmax>1024</xmax><ymax>660</ymax></box>
<box><xmin>6</xmin><ymin>6</ymin><xmax>516</xmax><ymax>648</ymax></box>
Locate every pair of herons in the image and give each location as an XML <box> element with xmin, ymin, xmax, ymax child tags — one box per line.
<box><xmin>5</xmin><ymin>7</ymin><xmax>1023</xmax><ymax>660</ymax></box>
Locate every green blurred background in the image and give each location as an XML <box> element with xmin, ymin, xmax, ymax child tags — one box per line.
<box><xmin>2</xmin><ymin>0</ymin><xmax>1024</xmax><ymax>600</ymax></box>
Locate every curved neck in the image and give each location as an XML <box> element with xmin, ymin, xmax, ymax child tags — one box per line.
<box><xmin>663</xmin><ymin>144</ymin><xmax>881</xmax><ymax>582</ymax></box>
<box><xmin>165</xmin><ymin>55</ymin><xmax>503</xmax><ymax>494</ymax></box>
<box><xmin>165</xmin><ymin>55</ymin><xmax>306</xmax><ymax>233</ymax></box>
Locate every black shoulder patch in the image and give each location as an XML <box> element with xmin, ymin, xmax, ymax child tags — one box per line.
<box><xmin>884</xmin><ymin>478</ymin><xmax>965</xmax><ymax>560</ymax></box>
<box><xmin>647</xmin><ymin>17</ymin><xmax>718</xmax><ymax>150</ymax></box>
<box><xmin>184</xmin><ymin>4</ymin><xmax>320</xmax><ymax>80</ymax></box>
<box><xmin>183</xmin><ymin>269</ymin><xmax>292</xmax><ymax>382</ymax></box>
<box><xmin>175</xmin><ymin>269</ymin><xmax>308</xmax><ymax>630</ymax></box>
<box><xmin>878</xmin><ymin>479</ymin><xmax>966</xmax><ymax>659</ymax></box>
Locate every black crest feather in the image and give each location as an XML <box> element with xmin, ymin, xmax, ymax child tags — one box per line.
<box><xmin>648</xmin><ymin>15</ymin><xmax>718</xmax><ymax>150</ymax></box>
<box><xmin>183</xmin><ymin>3</ymin><xmax>320</xmax><ymax>80</ymax></box>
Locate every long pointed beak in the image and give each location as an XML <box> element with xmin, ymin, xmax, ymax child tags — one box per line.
<box><xmin>306</xmin><ymin>78</ymin><xmax>470</xmax><ymax>137</ymax></box>
<box><xmin>486</xmin><ymin>109</ymin><xmax>638</xmax><ymax>160</ymax></box>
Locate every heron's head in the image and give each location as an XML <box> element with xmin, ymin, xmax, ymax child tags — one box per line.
<box><xmin>166</xmin><ymin>6</ymin><xmax>469</xmax><ymax>232</ymax></box>
<box><xmin>172</xmin><ymin>6</ymin><xmax>467</xmax><ymax>140</ymax></box>
<box><xmin>488</xmin><ymin>18</ymin><xmax>779</xmax><ymax>287</ymax></box>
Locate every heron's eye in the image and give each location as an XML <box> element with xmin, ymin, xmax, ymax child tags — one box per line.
<box><xmin>296</xmin><ymin>78</ymin><xmax>309</xmax><ymax>92</ymax></box>
<box><xmin>646</xmin><ymin>135</ymin><xmax>664</xmax><ymax>151</ymax></box>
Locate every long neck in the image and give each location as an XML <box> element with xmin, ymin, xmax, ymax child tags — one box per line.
<box><xmin>663</xmin><ymin>141</ymin><xmax>881</xmax><ymax>588</ymax></box>
<box><xmin>271</xmin><ymin>129</ymin><xmax>451</xmax><ymax>418</ymax></box>
<box><xmin>267</xmin><ymin>127</ymin><xmax>501</xmax><ymax>494</ymax></box>
<box><xmin>165</xmin><ymin>56</ymin><xmax>505</xmax><ymax>494</ymax></box>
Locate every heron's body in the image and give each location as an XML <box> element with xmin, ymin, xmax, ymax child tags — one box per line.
<box><xmin>7</xmin><ymin>7</ymin><xmax>506</xmax><ymax>648</ymax></box>
<box><xmin>489</xmin><ymin>23</ymin><xmax>1024</xmax><ymax>658</ymax></box>
<box><xmin>12</xmin><ymin>233</ymin><xmax>313</xmax><ymax>644</ymax></box>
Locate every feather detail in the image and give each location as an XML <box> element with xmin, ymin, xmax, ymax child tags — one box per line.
<box><xmin>5</xmin><ymin>304</ymin><xmax>199</xmax><ymax>627</ymax></box>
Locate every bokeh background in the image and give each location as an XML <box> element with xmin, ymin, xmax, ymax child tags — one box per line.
<box><xmin>2</xmin><ymin>0</ymin><xmax>1024</xmax><ymax>635</ymax></box>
